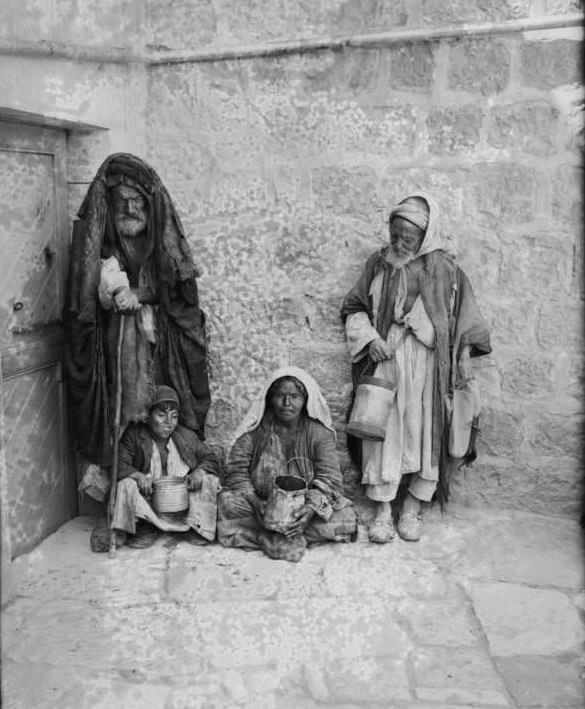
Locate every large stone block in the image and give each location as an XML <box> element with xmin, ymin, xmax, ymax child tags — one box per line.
<box><xmin>497</xmin><ymin>231</ymin><xmax>574</xmax><ymax>297</ymax></box>
<box><xmin>213</xmin><ymin>0</ymin><xmax>315</xmax><ymax>44</ymax></box>
<box><xmin>484</xmin><ymin>298</ymin><xmax>535</xmax><ymax>350</ymax></box>
<box><xmin>422</xmin><ymin>0</ymin><xmax>530</xmax><ymax>25</ymax></box>
<box><xmin>273</xmin><ymin>98</ymin><xmax>419</xmax><ymax>157</ymax></box>
<box><xmin>450</xmin><ymin>454</ymin><xmax>584</xmax><ymax>518</ymax></box>
<box><xmin>488</xmin><ymin>100</ymin><xmax>560</xmax><ymax>156</ymax></box>
<box><xmin>427</xmin><ymin>104</ymin><xmax>482</xmax><ymax>154</ymax></box>
<box><xmin>398</xmin><ymin>595</ymin><xmax>483</xmax><ymax>647</ymax></box>
<box><xmin>478</xmin><ymin>406</ymin><xmax>526</xmax><ymax>458</ymax></box>
<box><xmin>450</xmin><ymin>512</ymin><xmax>585</xmax><ymax>589</ymax></box>
<box><xmin>470</xmin><ymin>582</ymin><xmax>585</xmax><ymax>656</ymax></box>
<box><xmin>293</xmin><ymin>48</ymin><xmax>385</xmax><ymax>96</ymax></box>
<box><xmin>448</xmin><ymin>38</ymin><xmax>511</xmax><ymax>95</ymax></box>
<box><xmin>545</xmin><ymin>0</ymin><xmax>583</xmax><ymax>11</ymax></box>
<box><xmin>321</xmin><ymin>656</ymin><xmax>410</xmax><ymax>703</ymax></box>
<box><xmin>359</xmin><ymin>103</ymin><xmax>421</xmax><ymax>156</ymax></box>
<box><xmin>311</xmin><ymin>166</ymin><xmax>378</xmax><ymax>219</ymax></box>
<box><xmin>471</xmin><ymin>162</ymin><xmax>537</xmax><ymax>224</ymax></box>
<box><xmin>499</xmin><ymin>355</ymin><xmax>556</xmax><ymax>398</ymax></box>
<box><xmin>526</xmin><ymin>410</ymin><xmax>583</xmax><ymax>458</ymax></box>
<box><xmin>412</xmin><ymin>646</ymin><xmax>509</xmax><ymax>707</ymax></box>
<box><xmin>535</xmin><ymin>299</ymin><xmax>583</xmax><ymax>352</ymax></box>
<box><xmin>520</xmin><ymin>39</ymin><xmax>582</xmax><ymax>90</ymax></box>
<box><xmin>66</xmin><ymin>131</ymin><xmax>110</xmax><ymax>183</ymax></box>
<box><xmin>495</xmin><ymin>655</ymin><xmax>585</xmax><ymax>708</ymax></box>
<box><xmin>388</xmin><ymin>42</ymin><xmax>437</xmax><ymax>91</ymax></box>
<box><xmin>551</xmin><ymin>163</ymin><xmax>583</xmax><ymax>226</ymax></box>
<box><xmin>329</xmin><ymin>0</ymin><xmax>407</xmax><ymax>34</ymax></box>
<box><xmin>146</xmin><ymin>0</ymin><xmax>216</xmax><ymax>49</ymax></box>
<box><xmin>2</xmin><ymin>0</ymin><xmax>145</xmax><ymax>48</ymax></box>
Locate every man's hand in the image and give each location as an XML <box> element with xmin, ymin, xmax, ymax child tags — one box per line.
<box><xmin>132</xmin><ymin>472</ymin><xmax>153</xmax><ymax>497</ymax></box>
<box><xmin>283</xmin><ymin>505</ymin><xmax>315</xmax><ymax>538</ymax></box>
<box><xmin>186</xmin><ymin>468</ymin><xmax>204</xmax><ymax>492</ymax></box>
<box><xmin>113</xmin><ymin>286</ymin><xmax>141</xmax><ymax>313</ymax></box>
<box><xmin>368</xmin><ymin>337</ymin><xmax>391</xmax><ymax>362</ymax></box>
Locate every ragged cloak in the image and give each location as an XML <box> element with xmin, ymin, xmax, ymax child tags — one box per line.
<box><xmin>64</xmin><ymin>153</ymin><xmax>210</xmax><ymax>466</ymax></box>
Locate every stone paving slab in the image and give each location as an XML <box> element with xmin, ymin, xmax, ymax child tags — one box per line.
<box><xmin>411</xmin><ymin>646</ymin><xmax>511</xmax><ymax>706</ymax></box>
<box><xmin>470</xmin><ymin>582</ymin><xmax>585</xmax><ymax>657</ymax></box>
<box><xmin>495</xmin><ymin>655</ymin><xmax>585</xmax><ymax>708</ymax></box>
<box><xmin>2</xmin><ymin>506</ymin><xmax>584</xmax><ymax>709</ymax></box>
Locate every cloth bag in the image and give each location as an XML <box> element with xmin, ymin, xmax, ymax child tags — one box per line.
<box><xmin>447</xmin><ymin>378</ymin><xmax>481</xmax><ymax>461</ymax></box>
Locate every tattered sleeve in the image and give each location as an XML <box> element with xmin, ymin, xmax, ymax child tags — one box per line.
<box><xmin>341</xmin><ymin>253</ymin><xmax>381</xmax><ymax>360</ymax></box>
<box><xmin>305</xmin><ymin>422</ymin><xmax>345</xmax><ymax>520</ymax></box>
<box><xmin>454</xmin><ymin>268</ymin><xmax>491</xmax><ymax>359</ymax></box>
<box><xmin>224</xmin><ymin>433</ymin><xmax>257</xmax><ymax>496</ymax></box>
<box><xmin>117</xmin><ymin>429</ymin><xmax>142</xmax><ymax>480</ymax></box>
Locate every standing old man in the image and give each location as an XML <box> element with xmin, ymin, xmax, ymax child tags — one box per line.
<box><xmin>341</xmin><ymin>193</ymin><xmax>490</xmax><ymax>543</ymax></box>
<box><xmin>64</xmin><ymin>153</ymin><xmax>211</xmax><ymax>476</ymax></box>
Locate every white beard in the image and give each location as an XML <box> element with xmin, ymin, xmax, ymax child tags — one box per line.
<box><xmin>384</xmin><ymin>246</ymin><xmax>419</xmax><ymax>269</ymax></box>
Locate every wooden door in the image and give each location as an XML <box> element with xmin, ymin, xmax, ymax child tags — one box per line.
<box><xmin>0</xmin><ymin>122</ymin><xmax>76</xmax><ymax>559</ymax></box>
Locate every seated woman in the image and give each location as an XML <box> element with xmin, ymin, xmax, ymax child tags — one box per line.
<box><xmin>217</xmin><ymin>366</ymin><xmax>357</xmax><ymax>562</ymax></box>
<box><xmin>110</xmin><ymin>385</ymin><xmax>221</xmax><ymax>549</ymax></box>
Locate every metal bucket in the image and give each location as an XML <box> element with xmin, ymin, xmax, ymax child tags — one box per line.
<box><xmin>263</xmin><ymin>475</ymin><xmax>307</xmax><ymax>534</ymax></box>
<box><xmin>152</xmin><ymin>477</ymin><xmax>189</xmax><ymax>513</ymax></box>
<box><xmin>347</xmin><ymin>375</ymin><xmax>396</xmax><ymax>441</ymax></box>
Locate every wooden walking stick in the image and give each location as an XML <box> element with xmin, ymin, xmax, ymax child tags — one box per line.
<box><xmin>108</xmin><ymin>313</ymin><xmax>126</xmax><ymax>558</ymax></box>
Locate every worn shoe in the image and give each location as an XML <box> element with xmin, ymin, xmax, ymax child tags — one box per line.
<box><xmin>90</xmin><ymin>526</ymin><xmax>126</xmax><ymax>553</ymax></box>
<box><xmin>367</xmin><ymin>519</ymin><xmax>395</xmax><ymax>544</ymax></box>
<box><xmin>397</xmin><ymin>512</ymin><xmax>422</xmax><ymax>542</ymax></box>
<box><xmin>127</xmin><ymin>521</ymin><xmax>160</xmax><ymax>549</ymax></box>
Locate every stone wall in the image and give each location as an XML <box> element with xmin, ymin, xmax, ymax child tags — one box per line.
<box><xmin>0</xmin><ymin>0</ymin><xmax>149</xmax><ymax>215</ymax></box>
<box><xmin>145</xmin><ymin>2</ymin><xmax>583</xmax><ymax>518</ymax></box>
<box><xmin>0</xmin><ymin>0</ymin><xmax>582</xmax><ymax>520</ymax></box>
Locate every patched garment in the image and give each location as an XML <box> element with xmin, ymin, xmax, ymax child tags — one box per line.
<box><xmin>63</xmin><ymin>153</ymin><xmax>210</xmax><ymax>467</ymax></box>
<box><xmin>217</xmin><ymin>367</ymin><xmax>357</xmax><ymax>557</ymax></box>
<box><xmin>341</xmin><ymin>192</ymin><xmax>491</xmax><ymax>503</ymax></box>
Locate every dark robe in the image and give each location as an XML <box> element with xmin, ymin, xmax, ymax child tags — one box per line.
<box><xmin>64</xmin><ymin>153</ymin><xmax>210</xmax><ymax>466</ymax></box>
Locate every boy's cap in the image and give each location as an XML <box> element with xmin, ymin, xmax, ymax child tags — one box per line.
<box><xmin>151</xmin><ymin>385</ymin><xmax>180</xmax><ymax>409</ymax></box>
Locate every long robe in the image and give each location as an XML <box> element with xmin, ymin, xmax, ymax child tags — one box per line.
<box><xmin>341</xmin><ymin>195</ymin><xmax>491</xmax><ymax>503</ymax></box>
<box><xmin>63</xmin><ymin>154</ymin><xmax>210</xmax><ymax>466</ymax></box>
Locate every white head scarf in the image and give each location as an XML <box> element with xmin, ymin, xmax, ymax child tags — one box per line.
<box><xmin>230</xmin><ymin>366</ymin><xmax>335</xmax><ymax>446</ymax></box>
<box><xmin>389</xmin><ymin>191</ymin><xmax>442</xmax><ymax>257</ymax></box>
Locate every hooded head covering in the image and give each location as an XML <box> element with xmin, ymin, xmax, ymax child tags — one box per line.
<box><xmin>67</xmin><ymin>153</ymin><xmax>200</xmax><ymax>323</ymax></box>
<box><xmin>230</xmin><ymin>366</ymin><xmax>334</xmax><ymax>446</ymax></box>
<box><xmin>389</xmin><ymin>191</ymin><xmax>442</xmax><ymax>258</ymax></box>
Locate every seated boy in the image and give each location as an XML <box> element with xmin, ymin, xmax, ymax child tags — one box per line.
<box><xmin>110</xmin><ymin>385</ymin><xmax>221</xmax><ymax>549</ymax></box>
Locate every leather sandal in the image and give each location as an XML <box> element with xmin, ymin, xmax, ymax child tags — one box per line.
<box><xmin>367</xmin><ymin>519</ymin><xmax>395</xmax><ymax>544</ymax></box>
<box><xmin>397</xmin><ymin>512</ymin><xmax>422</xmax><ymax>542</ymax></box>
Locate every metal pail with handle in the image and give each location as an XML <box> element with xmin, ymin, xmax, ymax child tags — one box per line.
<box><xmin>347</xmin><ymin>375</ymin><xmax>396</xmax><ymax>441</ymax></box>
<box><xmin>152</xmin><ymin>477</ymin><xmax>189</xmax><ymax>513</ymax></box>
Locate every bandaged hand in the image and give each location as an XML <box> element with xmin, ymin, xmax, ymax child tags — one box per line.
<box><xmin>368</xmin><ymin>337</ymin><xmax>391</xmax><ymax>362</ymax></box>
<box><xmin>113</xmin><ymin>286</ymin><xmax>141</xmax><ymax>313</ymax></box>
<box><xmin>186</xmin><ymin>468</ymin><xmax>204</xmax><ymax>491</ymax></box>
<box><xmin>283</xmin><ymin>505</ymin><xmax>315</xmax><ymax>538</ymax></box>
